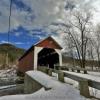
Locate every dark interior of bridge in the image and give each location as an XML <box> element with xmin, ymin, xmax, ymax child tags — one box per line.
<box><xmin>38</xmin><ymin>48</ymin><xmax>59</xmax><ymax>68</ymax></box>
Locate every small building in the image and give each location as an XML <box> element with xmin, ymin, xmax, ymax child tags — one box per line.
<box><xmin>18</xmin><ymin>36</ymin><xmax>62</xmax><ymax>73</ymax></box>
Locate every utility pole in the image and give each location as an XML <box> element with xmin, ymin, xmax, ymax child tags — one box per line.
<box><xmin>6</xmin><ymin>0</ymin><xmax>12</xmax><ymax>67</ymax></box>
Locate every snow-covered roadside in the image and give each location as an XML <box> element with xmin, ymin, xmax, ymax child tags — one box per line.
<box><xmin>0</xmin><ymin>85</ymin><xmax>16</xmax><ymax>90</ymax></box>
<box><xmin>0</xmin><ymin>67</ymin><xmax>17</xmax><ymax>82</ymax></box>
<box><xmin>63</xmin><ymin>71</ymin><xmax>100</xmax><ymax>99</ymax></box>
<box><xmin>88</xmin><ymin>72</ymin><xmax>100</xmax><ymax>77</ymax></box>
<box><xmin>0</xmin><ymin>71</ymin><xmax>90</xmax><ymax>100</ymax></box>
<box><xmin>0</xmin><ymin>88</ymin><xmax>96</xmax><ymax>100</ymax></box>
<box><xmin>63</xmin><ymin>71</ymin><xmax>100</xmax><ymax>83</ymax></box>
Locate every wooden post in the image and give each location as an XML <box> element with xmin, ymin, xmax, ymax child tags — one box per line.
<box><xmin>37</xmin><ymin>67</ymin><xmax>48</xmax><ymax>74</ymax></box>
<box><xmin>84</xmin><ymin>70</ymin><xmax>87</xmax><ymax>74</ymax></box>
<box><xmin>79</xmin><ymin>80</ymin><xmax>90</xmax><ymax>98</ymax></box>
<box><xmin>48</xmin><ymin>69</ymin><xmax>52</xmax><ymax>76</ymax></box>
<box><xmin>58</xmin><ymin>71</ymin><xmax>64</xmax><ymax>82</ymax></box>
<box><xmin>71</xmin><ymin>68</ymin><xmax>74</xmax><ymax>72</ymax></box>
<box><xmin>77</xmin><ymin>69</ymin><xmax>80</xmax><ymax>73</ymax></box>
<box><xmin>66</xmin><ymin>68</ymin><xmax>69</xmax><ymax>71</ymax></box>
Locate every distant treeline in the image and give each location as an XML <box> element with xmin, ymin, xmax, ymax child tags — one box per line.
<box><xmin>62</xmin><ymin>55</ymin><xmax>99</xmax><ymax>68</ymax></box>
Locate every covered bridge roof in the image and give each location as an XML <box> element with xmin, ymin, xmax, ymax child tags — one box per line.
<box><xmin>19</xmin><ymin>36</ymin><xmax>62</xmax><ymax>61</ymax></box>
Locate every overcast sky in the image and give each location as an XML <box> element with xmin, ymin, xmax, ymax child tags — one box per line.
<box><xmin>0</xmin><ymin>0</ymin><xmax>100</xmax><ymax>49</ymax></box>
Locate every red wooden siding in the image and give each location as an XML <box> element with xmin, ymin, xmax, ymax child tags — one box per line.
<box><xmin>35</xmin><ymin>37</ymin><xmax>62</xmax><ymax>49</ymax></box>
<box><xmin>18</xmin><ymin>50</ymin><xmax>34</xmax><ymax>73</ymax></box>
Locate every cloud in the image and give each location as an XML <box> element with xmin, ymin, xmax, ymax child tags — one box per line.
<box><xmin>0</xmin><ymin>40</ymin><xmax>10</xmax><ymax>44</ymax></box>
<box><xmin>0</xmin><ymin>0</ymin><xmax>99</xmax><ymax>34</ymax></box>
<box><xmin>0</xmin><ymin>40</ymin><xmax>29</xmax><ymax>45</ymax></box>
<box><xmin>0</xmin><ymin>0</ymin><xmax>34</xmax><ymax>33</ymax></box>
<box><xmin>0</xmin><ymin>0</ymin><xmax>76</xmax><ymax>33</ymax></box>
<box><xmin>14</xmin><ymin>32</ymin><xmax>21</xmax><ymax>36</ymax></box>
<box><xmin>0</xmin><ymin>0</ymin><xmax>99</xmax><ymax>50</ymax></box>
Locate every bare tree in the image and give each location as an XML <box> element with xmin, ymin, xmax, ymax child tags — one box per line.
<box><xmin>62</xmin><ymin>34</ymin><xmax>76</xmax><ymax>67</ymax></box>
<box><xmin>94</xmin><ymin>24</ymin><xmax>100</xmax><ymax>68</ymax></box>
<box><xmin>86</xmin><ymin>39</ymin><xmax>95</xmax><ymax>70</ymax></box>
<box><xmin>69</xmin><ymin>10</ymin><xmax>93</xmax><ymax>68</ymax></box>
<box><xmin>52</xmin><ymin>9</ymin><xmax>93</xmax><ymax>68</ymax></box>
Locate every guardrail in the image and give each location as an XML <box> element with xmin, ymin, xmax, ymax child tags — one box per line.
<box><xmin>0</xmin><ymin>84</ymin><xmax>24</xmax><ymax>96</ymax></box>
<box><xmin>64</xmin><ymin>71</ymin><xmax>100</xmax><ymax>90</ymax></box>
<box><xmin>37</xmin><ymin>66</ymin><xmax>100</xmax><ymax>98</ymax></box>
<box><xmin>55</xmin><ymin>66</ymin><xmax>87</xmax><ymax>74</ymax></box>
<box><xmin>0</xmin><ymin>81</ymin><xmax>16</xmax><ymax>86</ymax></box>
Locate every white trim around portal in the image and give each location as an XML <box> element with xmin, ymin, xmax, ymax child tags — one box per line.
<box><xmin>55</xmin><ymin>49</ymin><xmax>62</xmax><ymax>66</ymax></box>
<box><xmin>34</xmin><ymin>47</ymin><xmax>62</xmax><ymax>70</ymax></box>
<box><xmin>34</xmin><ymin>46</ymin><xmax>43</xmax><ymax>70</ymax></box>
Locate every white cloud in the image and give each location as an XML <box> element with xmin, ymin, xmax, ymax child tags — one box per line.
<box><xmin>14</xmin><ymin>32</ymin><xmax>21</xmax><ymax>36</ymax></box>
<box><xmin>0</xmin><ymin>0</ymin><xmax>99</xmax><ymax>34</ymax></box>
<box><xmin>91</xmin><ymin>0</ymin><xmax>100</xmax><ymax>25</ymax></box>
<box><xmin>0</xmin><ymin>40</ymin><xmax>9</xmax><ymax>44</ymax></box>
<box><xmin>0</xmin><ymin>0</ymin><xmax>34</xmax><ymax>32</ymax></box>
<box><xmin>0</xmin><ymin>40</ymin><xmax>29</xmax><ymax>45</ymax></box>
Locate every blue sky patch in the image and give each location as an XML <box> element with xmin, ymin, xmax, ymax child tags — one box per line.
<box><xmin>13</xmin><ymin>0</ymin><xmax>32</xmax><ymax>12</ymax></box>
<box><xmin>0</xmin><ymin>26</ymin><xmax>42</xmax><ymax>49</ymax></box>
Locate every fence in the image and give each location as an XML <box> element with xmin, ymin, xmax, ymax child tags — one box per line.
<box><xmin>0</xmin><ymin>80</ymin><xmax>16</xmax><ymax>86</ymax></box>
<box><xmin>38</xmin><ymin>66</ymin><xmax>100</xmax><ymax>98</ymax></box>
<box><xmin>0</xmin><ymin>84</ymin><xmax>24</xmax><ymax>96</ymax></box>
<box><xmin>56</xmin><ymin>66</ymin><xmax>87</xmax><ymax>74</ymax></box>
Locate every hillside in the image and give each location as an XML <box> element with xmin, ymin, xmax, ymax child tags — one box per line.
<box><xmin>0</xmin><ymin>43</ymin><xmax>25</xmax><ymax>68</ymax></box>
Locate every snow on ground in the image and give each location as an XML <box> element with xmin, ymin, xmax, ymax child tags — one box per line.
<box><xmin>63</xmin><ymin>70</ymin><xmax>100</xmax><ymax>99</ymax></box>
<box><xmin>0</xmin><ymin>71</ymin><xmax>92</xmax><ymax>100</ymax></box>
<box><xmin>0</xmin><ymin>70</ymin><xmax>99</xmax><ymax>100</ymax></box>
<box><xmin>63</xmin><ymin>71</ymin><xmax>100</xmax><ymax>83</ymax></box>
<box><xmin>88</xmin><ymin>72</ymin><xmax>100</xmax><ymax>77</ymax></box>
<box><xmin>0</xmin><ymin>67</ymin><xmax>17</xmax><ymax>81</ymax></box>
<box><xmin>0</xmin><ymin>85</ymin><xmax>16</xmax><ymax>90</ymax></box>
<box><xmin>26</xmin><ymin>71</ymin><xmax>54</xmax><ymax>88</ymax></box>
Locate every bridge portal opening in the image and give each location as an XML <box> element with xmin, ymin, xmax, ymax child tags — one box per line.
<box><xmin>38</xmin><ymin>48</ymin><xmax>59</xmax><ymax>69</ymax></box>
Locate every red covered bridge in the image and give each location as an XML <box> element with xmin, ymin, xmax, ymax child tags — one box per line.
<box><xmin>18</xmin><ymin>36</ymin><xmax>62</xmax><ymax>73</ymax></box>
